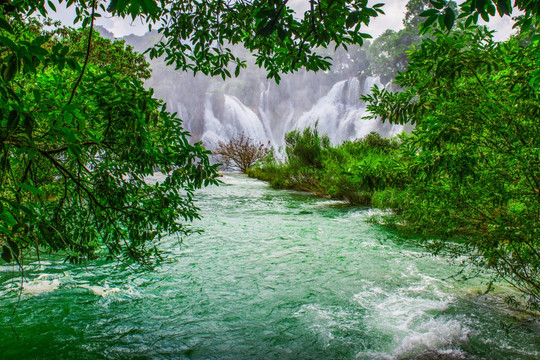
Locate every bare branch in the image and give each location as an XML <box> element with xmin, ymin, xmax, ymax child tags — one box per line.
<box><xmin>213</xmin><ymin>132</ymin><xmax>271</xmax><ymax>173</ymax></box>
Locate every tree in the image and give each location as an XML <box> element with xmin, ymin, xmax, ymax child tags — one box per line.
<box><xmin>7</xmin><ymin>0</ymin><xmax>386</xmax><ymax>81</ymax></box>
<box><xmin>363</xmin><ymin>24</ymin><xmax>540</xmax><ymax>308</ymax></box>
<box><xmin>0</xmin><ymin>18</ymin><xmax>218</xmax><ymax>267</ymax></box>
<box><xmin>367</xmin><ymin>0</ymin><xmax>433</xmax><ymax>83</ymax></box>
<box><xmin>214</xmin><ymin>133</ymin><xmax>271</xmax><ymax>173</ymax></box>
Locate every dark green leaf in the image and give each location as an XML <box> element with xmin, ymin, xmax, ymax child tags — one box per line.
<box><xmin>0</xmin><ymin>35</ymin><xmax>17</xmax><ymax>51</ymax></box>
<box><xmin>18</xmin><ymin>183</ymin><xmax>44</xmax><ymax>196</ymax></box>
<box><xmin>420</xmin><ymin>15</ymin><xmax>438</xmax><ymax>33</ymax></box>
<box><xmin>7</xmin><ymin>110</ymin><xmax>19</xmax><ymax>131</ymax></box>
<box><xmin>1</xmin><ymin>246</ymin><xmax>12</xmax><ymax>263</ymax></box>
<box><xmin>430</xmin><ymin>0</ymin><xmax>446</xmax><ymax>10</ymax></box>
<box><xmin>107</xmin><ymin>0</ymin><xmax>118</xmax><ymax>12</ymax></box>
<box><xmin>32</xmin><ymin>35</ymin><xmax>49</xmax><ymax>47</ymax></box>
<box><xmin>496</xmin><ymin>0</ymin><xmax>511</xmax><ymax>16</ymax></box>
<box><xmin>7</xmin><ymin>239</ymin><xmax>19</xmax><ymax>257</ymax></box>
<box><xmin>4</xmin><ymin>56</ymin><xmax>18</xmax><ymax>82</ymax></box>
<box><xmin>420</xmin><ymin>9</ymin><xmax>440</xmax><ymax>17</ymax></box>
<box><xmin>444</xmin><ymin>8</ymin><xmax>455</xmax><ymax>30</ymax></box>
<box><xmin>346</xmin><ymin>11</ymin><xmax>359</xmax><ymax>28</ymax></box>
<box><xmin>0</xmin><ymin>16</ymin><xmax>14</xmax><ymax>34</ymax></box>
<box><xmin>47</xmin><ymin>1</ymin><xmax>57</xmax><ymax>12</ymax></box>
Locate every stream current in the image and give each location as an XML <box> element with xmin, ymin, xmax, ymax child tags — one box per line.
<box><xmin>1</xmin><ymin>174</ymin><xmax>539</xmax><ymax>359</ymax></box>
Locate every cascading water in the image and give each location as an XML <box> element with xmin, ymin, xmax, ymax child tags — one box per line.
<box><xmin>201</xmin><ymin>92</ymin><xmax>270</xmax><ymax>149</ymax></box>
<box><xmin>257</xmin><ymin>82</ymin><xmax>278</xmax><ymax>147</ymax></box>
<box><xmin>161</xmin><ymin>73</ymin><xmax>404</xmax><ymax>150</ymax></box>
<box><xmin>292</xmin><ymin>76</ymin><xmax>403</xmax><ymax>144</ymax></box>
<box><xmin>113</xmin><ymin>29</ymin><xmax>402</xmax><ymax>149</ymax></box>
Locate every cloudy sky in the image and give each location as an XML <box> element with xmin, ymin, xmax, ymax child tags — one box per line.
<box><xmin>51</xmin><ymin>0</ymin><xmax>517</xmax><ymax>41</ymax></box>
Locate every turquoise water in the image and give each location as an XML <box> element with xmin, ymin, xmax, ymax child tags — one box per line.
<box><xmin>1</xmin><ymin>174</ymin><xmax>539</xmax><ymax>359</ymax></box>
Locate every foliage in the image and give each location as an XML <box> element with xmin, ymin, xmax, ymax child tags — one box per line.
<box><xmin>0</xmin><ymin>18</ymin><xmax>218</xmax><ymax>267</ymax></box>
<box><xmin>1</xmin><ymin>0</ymin><xmax>538</xmax><ymax>308</ymax></box>
<box><xmin>417</xmin><ymin>0</ymin><xmax>540</xmax><ymax>87</ymax></box>
<box><xmin>213</xmin><ymin>132</ymin><xmax>271</xmax><ymax>173</ymax></box>
<box><xmin>5</xmin><ymin>0</ymin><xmax>388</xmax><ymax>82</ymax></box>
<box><xmin>284</xmin><ymin>126</ymin><xmax>331</xmax><ymax>170</ymax></box>
<box><xmin>363</xmin><ymin>25</ymin><xmax>540</xmax><ymax>308</ymax></box>
<box><xmin>367</xmin><ymin>0</ymin><xmax>433</xmax><ymax>83</ymax></box>
<box><xmin>248</xmin><ymin>129</ymin><xmax>406</xmax><ymax>205</ymax></box>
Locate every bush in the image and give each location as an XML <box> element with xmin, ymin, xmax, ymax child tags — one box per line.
<box><xmin>285</xmin><ymin>127</ymin><xmax>330</xmax><ymax>170</ymax></box>
<box><xmin>213</xmin><ymin>132</ymin><xmax>271</xmax><ymax>173</ymax></box>
<box><xmin>249</xmin><ymin>127</ymin><xmax>408</xmax><ymax>205</ymax></box>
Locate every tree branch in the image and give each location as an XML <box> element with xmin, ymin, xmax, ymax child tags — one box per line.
<box><xmin>67</xmin><ymin>0</ymin><xmax>96</xmax><ymax>105</ymax></box>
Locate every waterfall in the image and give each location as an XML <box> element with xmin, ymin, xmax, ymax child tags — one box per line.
<box><xmin>290</xmin><ymin>76</ymin><xmax>402</xmax><ymax>144</ymax></box>
<box><xmin>201</xmin><ymin>92</ymin><xmax>269</xmax><ymax>149</ymax></box>
<box><xmin>258</xmin><ymin>82</ymin><xmax>277</xmax><ymax>147</ymax></box>
<box><xmin>159</xmin><ymin>74</ymin><xmax>403</xmax><ymax>150</ymax></box>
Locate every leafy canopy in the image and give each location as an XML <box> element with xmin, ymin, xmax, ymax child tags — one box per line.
<box><xmin>0</xmin><ymin>15</ymin><xmax>218</xmax><ymax>267</ymax></box>
<box><xmin>6</xmin><ymin>0</ymin><xmax>388</xmax><ymax>82</ymax></box>
<box><xmin>363</xmin><ymin>23</ymin><xmax>540</xmax><ymax>308</ymax></box>
<box><xmin>1</xmin><ymin>0</ymin><xmax>539</xmax><ymax>276</ymax></box>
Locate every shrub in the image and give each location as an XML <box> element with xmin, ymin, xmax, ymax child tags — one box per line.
<box><xmin>213</xmin><ymin>132</ymin><xmax>271</xmax><ymax>173</ymax></box>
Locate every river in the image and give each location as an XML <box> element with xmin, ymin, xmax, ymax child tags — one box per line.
<box><xmin>1</xmin><ymin>174</ymin><xmax>539</xmax><ymax>359</ymax></box>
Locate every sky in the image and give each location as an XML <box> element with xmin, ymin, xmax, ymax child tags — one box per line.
<box><xmin>50</xmin><ymin>0</ymin><xmax>517</xmax><ymax>41</ymax></box>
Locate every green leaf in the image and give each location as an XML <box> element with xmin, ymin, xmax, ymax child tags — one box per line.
<box><xmin>23</xmin><ymin>114</ymin><xmax>34</xmax><ymax>137</ymax></box>
<box><xmin>18</xmin><ymin>183</ymin><xmax>45</xmax><ymax>196</ymax></box>
<box><xmin>12</xmin><ymin>223</ymin><xmax>26</xmax><ymax>233</ymax></box>
<box><xmin>47</xmin><ymin>1</ymin><xmax>57</xmax><ymax>12</ymax></box>
<box><xmin>346</xmin><ymin>11</ymin><xmax>359</xmax><ymax>28</ymax></box>
<box><xmin>4</xmin><ymin>56</ymin><xmax>18</xmax><ymax>82</ymax></box>
<box><xmin>140</xmin><ymin>0</ymin><xmax>158</xmax><ymax>15</ymax></box>
<box><xmin>7</xmin><ymin>110</ymin><xmax>19</xmax><ymax>131</ymax></box>
<box><xmin>420</xmin><ymin>15</ymin><xmax>438</xmax><ymax>33</ymax></box>
<box><xmin>7</xmin><ymin>239</ymin><xmax>19</xmax><ymax>257</ymax></box>
<box><xmin>1</xmin><ymin>246</ymin><xmax>12</xmax><ymax>263</ymax></box>
<box><xmin>420</xmin><ymin>9</ymin><xmax>440</xmax><ymax>17</ymax></box>
<box><xmin>430</xmin><ymin>0</ymin><xmax>446</xmax><ymax>10</ymax></box>
<box><xmin>0</xmin><ymin>16</ymin><xmax>14</xmax><ymax>34</ymax></box>
<box><xmin>116</xmin><ymin>0</ymin><xmax>130</xmax><ymax>13</ymax></box>
<box><xmin>0</xmin><ymin>35</ymin><xmax>17</xmax><ymax>51</ymax></box>
<box><xmin>33</xmin><ymin>89</ymin><xmax>41</xmax><ymax>102</ymax></box>
<box><xmin>107</xmin><ymin>0</ymin><xmax>118</xmax><ymax>12</ymax></box>
<box><xmin>496</xmin><ymin>0</ymin><xmax>511</xmax><ymax>16</ymax></box>
<box><xmin>438</xmin><ymin>13</ymin><xmax>446</xmax><ymax>29</ymax></box>
<box><xmin>444</xmin><ymin>8</ymin><xmax>455</xmax><ymax>30</ymax></box>
<box><xmin>465</xmin><ymin>15</ymin><xmax>473</xmax><ymax>28</ymax></box>
<box><xmin>32</xmin><ymin>35</ymin><xmax>49</xmax><ymax>47</ymax></box>
<box><xmin>487</xmin><ymin>3</ymin><xmax>496</xmax><ymax>16</ymax></box>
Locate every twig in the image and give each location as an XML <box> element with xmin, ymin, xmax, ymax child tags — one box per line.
<box><xmin>67</xmin><ymin>0</ymin><xmax>96</xmax><ymax>105</ymax></box>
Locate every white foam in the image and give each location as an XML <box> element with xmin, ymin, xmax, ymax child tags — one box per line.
<box><xmin>351</xmin><ymin>274</ymin><xmax>469</xmax><ymax>358</ymax></box>
<box><xmin>22</xmin><ymin>274</ymin><xmax>60</xmax><ymax>295</ymax></box>
<box><xmin>79</xmin><ymin>284</ymin><xmax>140</xmax><ymax>301</ymax></box>
<box><xmin>394</xmin><ymin>319</ymin><xmax>470</xmax><ymax>357</ymax></box>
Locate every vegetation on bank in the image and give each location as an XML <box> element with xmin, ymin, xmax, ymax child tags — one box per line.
<box><xmin>248</xmin><ymin>24</ymin><xmax>540</xmax><ymax>309</ymax></box>
<box><xmin>0</xmin><ymin>19</ymin><xmax>219</xmax><ymax>266</ymax></box>
<box><xmin>246</xmin><ymin>130</ymin><xmax>406</xmax><ymax>205</ymax></box>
